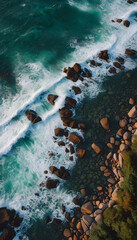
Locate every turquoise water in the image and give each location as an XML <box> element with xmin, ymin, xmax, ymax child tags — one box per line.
<box><xmin>0</xmin><ymin>0</ymin><xmax>137</xmax><ymax>239</ymax></box>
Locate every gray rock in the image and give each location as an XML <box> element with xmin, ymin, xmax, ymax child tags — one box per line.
<box><xmin>81</xmin><ymin>219</ymin><xmax>89</xmax><ymax>233</ymax></box>
<box><xmin>108</xmin><ymin>200</ymin><xmax>115</xmax><ymax>208</ymax></box>
<box><xmin>94</xmin><ymin>209</ymin><xmax>102</xmax><ymax>217</ymax></box>
<box><xmin>118</xmin><ymin>153</ymin><xmax>123</xmax><ymax>168</ymax></box>
<box><xmin>95</xmin><ymin>214</ymin><xmax>103</xmax><ymax>224</ymax></box>
<box><xmin>90</xmin><ymin>221</ymin><xmax>97</xmax><ymax>230</ymax></box>
<box><xmin>99</xmin><ymin>203</ymin><xmax>108</xmax><ymax>211</ymax></box>
<box><xmin>123</xmin><ymin>131</ymin><xmax>131</xmax><ymax>140</ymax></box>
<box><xmin>82</xmin><ymin>215</ymin><xmax>93</xmax><ymax>227</ymax></box>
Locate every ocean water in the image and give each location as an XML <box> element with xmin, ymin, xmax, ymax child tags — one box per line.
<box><xmin>0</xmin><ymin>0</ymin><xmax>137</xmax><ymax>239</ymax></box>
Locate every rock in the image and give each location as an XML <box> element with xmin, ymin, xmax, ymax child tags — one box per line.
<box><xmin>81</xmin><ymin>202</ymin><xmax>93</xmax><ymax>215</ymax></box>
<box><xmin>108</xmin><ymin>200</ymin><xmax>115</xmax><ymax>208</ymax></box>
<box><xmin>123</xmin><ymin>131</ymin><xmax>131</xmax><ymax>140</ymax></box>
<box><xmin>123</xmin><ymin>20</ymin><xmax>130</xmax><ymax>27</ymax></box>
<box><xmin>76</xmin><ymin>149</ymin><xmax>85</xmax><ymax>158</ymax></box>
<box><xmin>46</xmin><ymin>179</ymin><xmax>59</xmax><ymax>189</ymax></box>
<box><xmin>129</xmin><ymin>98</ymin><xmax>134</xmax><ymax>105</ymax></box>
<box><xmin>117</xmin><ymin>128</ymin><xmax>124</xmax><ymax>137</ymax></box>
<box><xmin>90</xmin><ymin>60</ymin><xmax>95</xmax><ymax>66</ymax></box>
<box><xmin>59</xmin><ymin>107</ymin><xmax>73</xmax><ymax>118</ymax></box>
<box><xmin>53</xmin><ymin>218</ymin><xmax>62</xmax><ymax>225</ymax></box>
<box><xmin>94</xmin><ymin>209</ymin><xmax>102</xmax><ymax>217</ymax></box>
<box><xmin>97</xmin><ymin>186</ymin><xmax>103</xmax><ymax>191</ymax></box>
<box><xmin>69</xmin><ymin>144</ymin><xmax>74</xmax><ymax>154</ymax></box>
<box><xmin>65</xmin><ymin>97</ymin><xmax>77</xmax><ymax>108</ymax></box>
<box><xmin>95</xmin><ymin>214</ymin><xmax>102</xmax><ymax>224</ymax></box>
<box><xmin>81</xmin><ymin>219</ymin><xmax>88</xmax><ymax>233</ymax></box>
<box><xmin>49</xmin><ymin>166</ymin><xmax>70</xmax><ymax>180</ymax></box>
<box><xmin>116</xmin><ymin>19</ymin><xmax>122</xmax><ymax>23</ymax></box>
<box><xmin>0</xmin><ymin>208</ymin><xmax>10</xmax><ymax>227</ymax></box>
<box><xmin>45</xmin><ymin>216</ymin><xmax>51</xmax><ymax>224</ymax></box>
<box><xmin>76</xmin><ymin>222</ymin><xmax>82</xmax><ymax>230</ymax></box>
<box><xmin>127</xmin><ymin>0</ymin><xmax>133</xmax><ymax>3</ymax></box>
<box><xmin>99</xmin><ymin>203</ymin><xmax>108</xmax><ymax>210</ymax></box>
<box><xmin>91</xmin><ymin>143</ymin><xmax>101</xmax><ymax>154</ymax></box>
<box><xmin>125</xmin><ymin>49</ymin><xmax>136</xmax><ymax>56</ymax></box>
<box><xmin>61</xmin><ymin>118</ymin><xmax>77</xmax><ymax>128</ymax></box>
<box><xmin>100</xmin><ymin>166</ymin><xmax>106</xmax><ymax>171</ymax></box>
<box><xmin>69</xmin><ymin>133</ymin><xmax>82</xmax><ymax>144</ymax></box>
<box><xmin>107</xmin><ymin>143</ymin><xmax>113</xmax><ymax>149</ymax></box>
<box><xmin>110</xmin><ymin>137</ymin><xmax>115</xmax><ymax>144</ymax></box>
<box><xmin>25</xmin><ymin>109</ymin><xmax>42</xmax><ymax>124</ymax></box>
<box><xmin>116</xmin><ymin>57</ymin><xmax>124</xmax><ymax>63</ymax></box>
<box><xmin>66</xmin><ymin>67</ymin><xmax>79</xmax><ymax>82</ymax></box>
<box><xmin>10</xmin><ymin>214</ymin><xmax>23</xmax><ymax>228</ymax></box>
<box><xmin>90</xmin><ymin>221</ymin><xmax>97</xmax><ymax>230</ymax></box>
<box><xmin>73</xmin><ymin>63</ymin><xmax>82</xmax><ymax>73</ymax></box>
<box><xmin>0</xmin><ymin>227</ymin><xmax>16</xmax><ymax>240</ymax></box>
<box><xmin>119</xmin><ymin>153</ymin><xmax>123</xmax><ymax>168</ymax></box>
<box><xmin>128</xmin><ymin>106</ymin><xmax>137</xmax><ymax>118</ymax></box>
<box><xmin>113</xmin><ymin>168</ymin><xmax>119</xmax><ymax>178</ymax></box>
<box><xmin>108</xmin><ymin>67</ymin><xmax>116</xmax><ymax>74</ymax></box>
<box><xmin>69</xmin><ymin>156</ymin><xmax>73</xmax><ymax>161</ymax></box>
<box><xmin>58</xmin><ymin>141</ymin><xmax>65</xmax><ymax>146</ymax></box>
<box><xmin>72</xmin><ymin>197</ymin><xmax>83</xmax><ymax>206</ymax></box>
<box><xmin>113</xmin><ymin>62</ymin><xmax>121</xmax><ymax>69</ymax></box>
<box><xmin>120</xmin><ymin>143</ymin><xmax>128</xmax><ymax>152</ymax></box>
<box><xmin>64</xmin><ymin>229</ymin><xmax>72</xmax><ymax>238</ymax></box>
<box><xmin>73</xmin><ymin>235</ymin><xmax>78</xmax><ymax>240</ymax></box>
<box><xmin>65</xmin><ymin>212</ymin><xmax>70</xmax><ymax>221</ymax></box>
<box><xmin>82</xmin><ymin>214</ymin><xmax>93</xmax><ymax>227</ymax></box>
<box><xmin>98</xmin><ymin>50</ymin><xmax>109</xmax><ymax>61</ymax></box>
<box><xmin>80</xmin><ymin>189</ymin><xmax>87</xmax><ymax>196</ymax></box>
<box><xmin>47</xmin><ymin>94</ymin><xmax>58</xmax><ymax>105</ymax></box>
<box><xmin>72</xmin><ymin>86</ymin><xmax>81</xmax><ymax>95</ymax></box>
<box><xmin>78</xmin><ymin>123</ymin><xmax>86</xmax><ymax>130</ymax></box>
<box><xmin>84</xmin><ymin>68</ymin><xmax>92</xmax><ymax>78</ymax></box>
<box><xmin>100</xmin><ymin>117</ymin><xmax>109</xmax><ymax>130</ymax></box>
<box><xmin>119</xmin><ymin>119</ymin><xmax>127</xmax><ymax>128</ymax></box>
<box><xmin>54</xmin><ymin>128</ymin><xmax>65</xmax><ymax>137</ymax></box>
<box><xmin>107</xmin><ymin>152</ymin><xmax>112</xmax><ymax>159</ymax></box>
<box><xmin>107</xmin><ymin>178</ymin><xmax>115</xmax><ymax>184</ymax></box>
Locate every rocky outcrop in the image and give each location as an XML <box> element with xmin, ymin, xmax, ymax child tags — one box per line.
<box><xmin>72</xmin><ymin>86</ymin><xmax>81</xmax><ymax>95</ymax></box>
<box><xmin>49</xmin><ymin>166</ymin><xmax>70</xmax><ymax>180</ymax></box>
<box><xmin>81</xmin><ymin>202</ymin><xmax>93</xmax><ymax>215</ymax></box>
<box><xmin>46</xmin><ymin>179</ymin><xmax>59</xmax><ymax>189</ymax></box>
<box><xmin>47</xmin><ymin>94</ymin><xmax>58</xmax><ymax>105</ymax></box>
<box><xmin>65</xmin><ymin>63</ymin><xmax>82</xmax><ymax>82</ymax></box>
<box><xmin>69</xmin><ymin>133</ymin><xmax>82</xmax><ymax>144</ymax></box>
<box><xmin>65</xmin><ymin>97</ymin><xmax>77</xmax><ymax>108</ymax></box>
<box><xmin>25</xmin><ymin>109</ymin><xmax>42</xmax><ymax>124</ymax></box>
<box><xmin>98</xmin><ymin>50</ymin><xmax>109</xmax><ymax>61</ymax></box>
<box><xmin>125</xmin><ymin>49</ymin><xmax>136</xmax><ymax>56</ymax></box>
<box><xmin>59</xmin><ymin>107</ymin><xmax>73</xmax><ymax>118</ymax></box>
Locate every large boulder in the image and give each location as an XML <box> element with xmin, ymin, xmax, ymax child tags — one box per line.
<box><xmin>82</xmin><ymin>215</ymin><xmax>93</xmax><ymax>227</ymax></box>
<box><xmin>47</xmin><ymin>94</ymin><xmax>58</xmax><ymax>105</ymax></box>
<box><xmin>25</xmin><ymin>109</ymin><xmax>42</xmax><ymax>124</ymax></box>
<box><xmin>98</xmin><ymin>50</ymin><xmax>109</xmax><ymax>61</ymax></box>
<box><xmin>46</xmin><ymin>179</ymin><xmax>59</xmax><ymax>189</ymax></box>
<box><xmin>65</xmin><ymin>97</ymin><xmax>77</xmax><ymax>108</ymax></box>
<box><xmin>0</xmin><ymin>208</ymin><xmax>10</xmax><ymax>228</ymax></box>
<box><xmin>59</xmin><ymin>107</ymin><xmax>73</xmax><ymax>118</ymax></box>
<box><xmin>81</xmin><ymin>202</ymin><xmax>93</xmax><ymax>214</ymax></box>
<box><xmin>100</xmin><ymin>117</ymin><xmax>109</xmax><ymax>130</ymax></box>
<box><xmin>69</xmin><ymin>133</ymin><xmax>82</xmax><ymax>144</ymax></box>
<box><xmin>66</xmin><ymin>67</ymin><xmax>79</xmax><ymax>82</ymax></box>
<box><xmin>10</xmin><ymin>214</ymin><xmax>23</xmax><ymax>228</ymax></box>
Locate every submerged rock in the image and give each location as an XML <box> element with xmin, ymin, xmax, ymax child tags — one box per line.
<box><xmin>72</xmin><ymin>86</ymin><xmax>81</xmax><ymax>95</ymax></box>
<box><xmin>69</xmin><ymin>133</ymin><xmax>82</xmax><ymax>144</ymax></box>
<box><xmin>100</xmin><ymin>117</ymin><xmax>109</xmax><ymax>130</ymax></box>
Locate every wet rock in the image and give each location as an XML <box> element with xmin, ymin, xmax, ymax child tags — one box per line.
<box><xmin>0</xmin><ymin>208</ymin><xmax>10</xmax><ymax>228</ymax></box>
<box><xmin>72</xmin><ymin>86</ymin><xmax>81</xmax><ymax>95</ymax></box>
<box><xmin>119</xmin><ymin>119</ymin><xmax>127</xmax><ymax>128</ymax></box>
<box><xmin>46</xmin><ymin>179</ymin><xmax>59</xmax><ymax>189</ymax></box>
<box><xmin>66</xmin><ymin>67</ymin><xmax>79</xmax><ymax>82</ymax></box>
<box><xmin>76</xmin><ymin>149</ymin><xmax>85</xmax><ymax>158</ymax></box>
<box><xmin>80</xmin><ymin>189</ymin><xmax>87</xmax><ymax>196</ymax></box>
<box><xmin>123</xmin><ymin>20</ymin><xmax>130</xmax><ymax>27</ymax></box>
<box><xmin>113</xmin><ymin>62</ymin><xmax>121</xmax><ymax>69</ymax></box>
<box><xmin>49</xmin><ymin>166</ymin><xmax>70</xmax><ymax>180</ymax></box>
<box><xmin>54</xmin><ymin>128</ymin><xmax>65</xmax><ymax>137</ymax></box>
<box><xmin>78</xmin><ymin>123</ymin><xmax>86</xmax><ymax>131</ymax></box>
<box><xmin>25</xmin><ymin>109</ymin><xmax>42</xmax><ymax>124</ymax></box>
<box><xmin>117</xmin><ymin>128</ymin><xmax>124</xmax><ymax>137</ymax></box>
<box><xmin>129</xmin><ymin>98</ymin><xmax>134</xmax><ymax>105</ymax></box>
<box><xmin>58</xmin><ymin>141</ymin><xmax>65</xmax><ymax>146</ymax></box>
<box><xmin>0</xmin><ymin>227</ymin><xmax>16</xmax><ymax>240</ymax></box>
<box><xmin>91</xmin><ymin>143</ymin><xmax>101</xmax><ymax>154</ymax></box>
<box><xmin>128</xmin><ymin>106</ymin><xmax>137</xmax><ymax>118</ymax></box>
<box><xmin>98</xmin><ymin>50</ymin><xmax>109</xmax><ymax>61</ymax></box>
<box><xmin>45</xmin><ymin>216</ymin><xmax>51</xmax><ymax>224</ymax></box>
<box><xmin>125</xmin><ymin>49</ymin><xmax>136</xmax><ymax>56</ymax></box>
<box><xmin>65</xmin><ymin>212</ymin><xmax>71</xmax><ymax>221</ymax></box>
<box><xmin>47</xmin><ymin>94</ymin><xmax>58</xmax><ymax>105</ymax></box>
<box><xmin>53</xmin><ymin>218</ymin><xmax>62</xmax><ymax>225</ymax></box>
<box><xmin>89</xmin><ymin>60</ymin><xmax>95</xmax><ymax>66</ymax></box>
<box><xmin>61</xmin><ymin>118</ymin><xmax>77</xmax><ymax>128</ymax></box>
<box><xmin>116</xmin><ymin>57</ymin><xmax>124</xmax><ymax>63</ymax></box>
<box><xmin>100</xmin><ymin>117</ymin><xmax>109</xmax><ymax>130</ymax></box>
<box><xmin>64</xmin><ymin>229</ymin><xmax>72</xmax><ymax>238</ymax></box>
<box><xmin>65</xmin><ymin>97</ymin><xmax>77</xmax><ymax>108</ymax></box>
<box><xmin>69</xmin><ymin>156</ymin><xmax>73</xmax><ymax>161</ymax></box>
<box><xmin>84</xmin><ymin>68</ymin><xmax>92</xmax><ymax>78</ymax></box>
<box><xmin>108</xmin><ymin>67</ymin><xmax>116</xmax><ymax>74</ymax></box>
<box><xmin>59</xmin><ymin>107</ymin><xmax>73</xmax><ymax>118</ymax></box>
<box><xmin>116</xmin><ymin>19</ymin><xmax>122</xmax><ymax>23</ymax></box>
<box><xmin>81</xmin><ymin>202</ymin><xmax>93</xmax><ymax>215</ymax></box>
<box><xmin>69</xmin><ymin>133</ymin><xmax>82</xmax><ymax>145</ymax></box>
<box><xmin>73</xmin><ymin>63</ymin><xmax>82</xmax><ymax>73</ymax></box>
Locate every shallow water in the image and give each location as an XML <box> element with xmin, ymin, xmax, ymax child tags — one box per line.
<box><xmin>0</xmin><ymin>0</ymin><xmax>137</xmax><ymax>239</ymax></box>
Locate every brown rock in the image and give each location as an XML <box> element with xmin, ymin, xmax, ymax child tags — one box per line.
<box><xmin>97</xmin><ymin>186</ymin><xmax>103</xmax><ymax>191</ymax></box>
<box><xmin>69</xmin><ymin>133</ymin><xmax>82</xmax><ymax>144</ymax></box>
<box><xmin>107</xmin><ymin>178</ymin><xmax>115</xmax><ymax>184</ymax></box>
<box><xmin>128</xmin><ymin>106</ymin><xmax>137</xmax><ymax>118</ymax></box>
<box><xmin>120</xmin><ymin>143</ymin><xmax>128</xmax><ymax>152</ymax></box>
<box><xmin>113</xmin><ymin>62</ymin><xmax>121</xmax><ymax>69</ymax></box>
<box><xmin>117</xmin><ymin>128</ymin><xmax>124</xmax><ymax>136</ymax></box>
<box><xmin>76</xmin><ymin>149</ymin><xmax>85</xmax><ymax>158</ymax></box>
<box><xmin>116</xmin><ymin>57</ymin><xmax>124</xmax><ymax>63</ymax></box>
<box><xmin>91</xmin><ymin>143</ymin><xmax>101</xmax><ymax>154</ymax></box>
<box><xmin>47</xmin><ymin>94</ymin><xmax>58</xmax><ymax>105</ymax></box>
<box><xmin>46</xmin><ymin>179</ymin><xmax>59</xmax><ymax>189</ymax></box>
<box><xmin>95</xmin><ymin>214</ymin><xmax>102</xmax><ymax>224</ymax></box>
<box><xmin>100</xmin><ymin>166</ymin><xmax>106</xmax><ymax>171</ymax></box>
<box><xmin>73</xmin><ymin>63</ymin><xmax>82</xmax><ymax>73</ymax></box>
<box><xmin>80</xmin><ymin>188</ymin><xmax>87</xmax><ymax>196</ymax></box>
<box><xmin>72</xmin><ymin>86</ymin><xmax>81</xmax><ymax>95</ymax></box>
<box><xmin>78</xmin><ymin>123</ymin><xmax>86</xmax><ymax>130</ymax></box>
<box><xmin>0</xmin><ymin>208</ymin><xmax>10</xmax><ymax>227</ymax></box>
<box><xmin>65</xmin><ymin>97</ymin><xmax>77</xmax><ymax>108</ymax></box>
<box><xmin>54</xmin><ymin>128</ymin><xmax>65</xmax><ymax>137</ymax></box>
<box><xmin>58</xmin><ymin>141</ymin><xmax>65</xmax><ymax>146</ymax></box>
<box><xmin>116</xmin><ymin>19</ymin><xmax>122</xmax><ymax>23</ymax></box>
<box><xmin>61</xmin><ymin>118</ymin><xmax>77</xmax><ymax>128</ymax></box>
<box><xmin>62</xmin><ymin>204</ymin><xmax>66</xmax><ymax>214</ymax></box>
<box><xmin>25</xmin><ymin>109</ymin><xmax>42</xmax><ymax>124</ymax></box>
<box><xmin>123</xmin><ymin>20</ymin><xmax>130</xmax><ymax>27</ymax></box>
<box><xmin>65</xmin><ymin>212</ymin><xmax>70</xmax><ymax>221</ymax></box>
<box><xmin>69</xmin><ymin>144</ymin><xmax>74</xmax><ymax>154</ymax></box>
<box><xmin>59</xmin><ymin>107</ymin><xmax>73</xmax><ymax>118</ymax></box>
<box><xmin>69</xmin><ymin>156</ymin><xmax>73</xmax><ymax>161</ymax></box>
<box><xmin>100</xmin><ymin>117</ymin><xmax>109</xmax><ymax>130</ymax></box>
<box><xmin>125</xmin><ymin>49</ymin><xmax>136</xmax><ymax>56</ymax></box>
<box><xmin>98</xmin><ymin>50</ymin><xmax>109</xmax><ymax>61</ymax></box>
<box><xmin>84</xmin><ymin>68</ymin><xmax>92</xmax><ymax>78</ymax></box>
<box><xmin>119</xmin><ymin>119</ymin><xmax>127</xmax><ymax>128</ymax></box>
<box><xmin>81</xmin><ymin>202</ymin><xmax>93</xmax><ymax>215</ymax></box>
<box><xmin>90</xmin><ymin>60</ymin><xmax>96</xmax><ymax>66</ymax></box>
<box><xmin>53</xmin><ymin>218</ymin><xmax>62</xmax><ymax>225</ymax></box>
<box><xmin>66</xmin><ymin>67</ymin><xmax>79</xmax><ymax>82</ymax></box>
<box><xmin>50</xmin><ymin>166</ymin><xmax>70</xmax><ymax>180</ymax></box>
<box><xmin>129</xmin><ymin>98</ymin><xmax>134</xmax><ymax>105</ymax></box>
<box><xmin>10</xmin><ymin>214</ymin><xmax>23</xmax><ymax>227</ymax></box>
<box><xmin>107</xmin><ymin>143</ymin><xmax>113</xmax><ymax>149</ymax></box>
<box><xmin>108</xmin><ymin>67</ymin><xmax>116</xmax><ymax>74</ymax></box>
<box><xmin>0</xmin><ymin>228</ymin><xmax>16</xmax><ymax>240</ymax></box>
<box><xmin>76</xmin><ymin>222</ymin><xmax>82</xmax><ymax>230</ymax></box>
